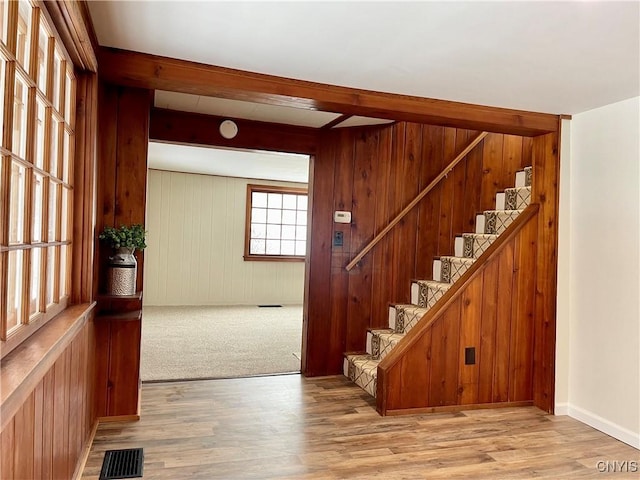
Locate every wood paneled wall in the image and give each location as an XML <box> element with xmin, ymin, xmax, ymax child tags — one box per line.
<box><xmin>94</xmin><ymin>83</ymin><xmax>152</xmax><ymax>419</ymax></box>
<box><xmin>0</xmin><ymin>317</ymin><xmax>95</xmax><ymax>480</ymax></box>
<box><xmin>95</xmin><ymin>83</ymin><xmax>152</xmax><ymax>294</ymax></box>
<box><xmin>303</xmin><ymin>123</ymin><xmax>532</xmax><ymax>376</ymax></box>
<box><xmin>378</xmin><ymin>209</ymin><xmax>538</xmax><ymax>413</ymax></box>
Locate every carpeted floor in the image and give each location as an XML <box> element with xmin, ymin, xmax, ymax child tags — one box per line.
<box><xmin>141</xmin><ymin>305</ymin><xmax>303</xmax><ymax>382</ymax></box>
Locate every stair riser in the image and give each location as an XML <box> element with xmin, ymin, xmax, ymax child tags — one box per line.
<box><xmin>346</xmin><ymin>357</ymin><xmax>377</xmax><ymax>397</ymax></box>
<box><xmin>505</xmin><ymin>187</ymin><xmax>531</xmax><ymax>210</ymax></box>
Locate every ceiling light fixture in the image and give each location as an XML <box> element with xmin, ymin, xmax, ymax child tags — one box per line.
<box><xmin>219</xmin><ymin>119</ymin><xmax>238</xmax><ymax>139</ymax></box>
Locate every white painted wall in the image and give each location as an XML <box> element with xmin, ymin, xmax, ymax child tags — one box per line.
<box><xmin>557</xmin><ymin>96</ymin><xmax>639</xmax><ymax>449</ymax></box>
<box><xmin>143</xmin><ymin>169</ymin><xmax>306</xmax><ymax>306</ymax></box>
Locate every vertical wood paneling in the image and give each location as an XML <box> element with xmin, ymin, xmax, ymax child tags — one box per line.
<box><xmin>493</xmin><ymin>238</ymin><xmax>515</xmax><ymax>402</ymax></box>
<box><xmin>303</xmin><ymin>134</ymin><xmax>336</xmax><ymax>375</ymax></box>
<box><xmin>305</xmin><ymin>122</ymin><xmax>535</xmax><ymax>376</ymax></box>
<box><xmin>0</xmin><ymin>321</ymin><xmax>95</xmax><ymax>480</ymax></box>
<box><xmin>437</xmin><ymin>128</ymin><xmax>457</xmax><ymax>255</ymax></box>
<box><xmin>392</xmin><ymin>123</ymin><xmax>422</xmax><ymax>301</ymax></box>
<box><xmin>108</xmin><ymin>320</ymin><xmax>141</xmax><ymax>416</ymax></box>
<box><xmin>42</xmin><ymin>370</ymin><xmax>54</xmax><ymax>479</ymax></box>
<box><xmin>532</xmin><ymin>132</ymin><xmax>560</xmax><ymax>412</ymax></box>
<box><xmin>346</xmin><ymin>129</ymin><xmax>379</xmax><ymax>351</ymax></box>
<box><xmin>459</xmin><ymin>275</ymin><xmax>483</xmax><ymax>404</ymax></box>
<box><xmin>429</xmin><ymin>299</ymin><xmax>461</xmax><ymax>406</ymax></box>
<box><xmin>1</xmin><ymin>419</ymin><xmax>15</xmax><ymax>479</ymax></box>
<box><xmin>329</xmin><ymin>129</ymin><xmax>352</xmax><ymax>361</ymax></box>
<box><xmin>143</xmin><ymin>170</ymin><xmax>307</xmax><ymax>306</ymax></box>
<box><xmin>478</xmin><ymin>259</ymin><xmax>499</xmax><ymax>404</ymax></box>
<box><xmin>33</xmin><ymin>382</ymin><xmax>44</xmax><ymax>479</ymax></box>
<box><xmin>450</xmin><ymin>130</ymin><xmax>473</xmax><ymax>237</ymax></box>
<box><xmin>13</xmin><ymin>393</ymin><xmax>35</xmax><ymax>480</ymax></box>
<box><xmin>370</xmin><ymin>127</ymin><xmax>394</xmax><ymax>328</ymax></box>
<box><xmin>480</xmin><ymin>133</ymin><xmax>505</xmax><ymax>211</ymax></box>
<box><xmin>386</xmin><ymin>329</ymin><xmax>432</xmax><ymax>410</ymax></box>
<box><xmin>461</xmin><ymin>132</ymin><xmax>484</xmax><ymax>231</ymax></box>
<box><xmin>415</xmin><ymin>126</ymin><xmax>444</xmax><ymax>279</ymax></box>
<box><xmin>509</xmin><ymin>220</ymin><xmax>537</xmax><ymax>401</ymax></box>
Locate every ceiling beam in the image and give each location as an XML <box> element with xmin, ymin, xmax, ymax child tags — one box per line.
<box><xmin>149</xmin><ymin>108</ymin><xmax>319</xmax><ymax>155</ymax></box>
<box><xmin>99</xmin><ymin>47</ymin><xmax>559</xmax><ymax>137</ymax></box>
<box><xmin>321</xmin><ymin>114</ymin><xmax>353</xmax><ymax>130</ymax></box>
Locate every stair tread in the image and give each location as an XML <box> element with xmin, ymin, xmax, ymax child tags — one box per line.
<box><xmin>412</xmin><ymin>279</ymin><xmax>451</xmax><ymax>290</ymax></box>
<box><xmin>483</xmin><ymin>208</ymin><xmax>525</xmax><ymax>214</ymax></box>
<box><xmin>462</xmin><ymin>233</ymin><xmax>499</xmax><ymax>239</ymax></box>
<box><xmin>368</xmin><ymin>328</ymin><xmax>394</xmax><ymax>334</ymax></box>
<box><xmin>346</xmin><ymin>354</ymin><xmax>379</xmax><ymax>374</ymax></box>
<box><xmin>439</xmin><ymin>256</ymin><xmax>476</xmax><ymax>263</ymax></box>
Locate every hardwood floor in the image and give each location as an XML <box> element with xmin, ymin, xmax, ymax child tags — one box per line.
<box><xmin>82</xmin><ymin>375</ymin><xmax>638</xmax><ymax>479</ymax></box>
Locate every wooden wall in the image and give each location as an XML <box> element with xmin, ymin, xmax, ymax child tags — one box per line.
<box><xmin>378</xmin><ymin>209</ymin><xmax>538</xmax><ymax>413</ymax></box>
<box><xmin>303</xmin><ymin>123</ymin><xmax>532</xmax><ymax>376</ymax></box>
<box><xmin>0</xmin><ymin>313</ymin><xmax>95</xmax><ymax>480</ymax></box>
<box><xmin>93</xmin><ymin>83</ymin><xmax>152</xmax><ymax>419</ymax></box>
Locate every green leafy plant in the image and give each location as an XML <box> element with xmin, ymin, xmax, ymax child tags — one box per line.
<box><xmin>99</xmin><ymin>224</ymin><xmax>147</xmax><ymax>250</ymax></box>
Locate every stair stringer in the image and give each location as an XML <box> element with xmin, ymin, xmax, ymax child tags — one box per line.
<box><xmin>376</xmin><ymin>204</ymin><xmax>540</xmax><ymax>415</ymax></box>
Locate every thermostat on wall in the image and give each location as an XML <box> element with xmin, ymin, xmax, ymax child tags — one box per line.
<box><xmin>334</xmin><ymin>211</ymin><xmax>352</xmax><ymax>224</ymax></box>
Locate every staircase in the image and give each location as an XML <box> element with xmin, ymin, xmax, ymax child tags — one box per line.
<box><xmin>344</xmin><ymin>166</ymin><xmax>533</xmax><ymax>398</ymax></box>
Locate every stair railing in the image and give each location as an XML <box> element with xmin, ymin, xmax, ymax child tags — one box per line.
<box><xmin>345</xmin><ymin>131</ymin><xmax>489</xmax><ymax>271</ymax></box>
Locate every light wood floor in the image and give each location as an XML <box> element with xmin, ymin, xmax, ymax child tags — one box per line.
<box><xmin>82</xmin><ymin>375</ymin><xmax>639</xmax><ymax>479</ymax></box>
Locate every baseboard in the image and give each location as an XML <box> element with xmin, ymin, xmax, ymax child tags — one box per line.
<box><xmin>72</xmin><ymin>419</ymin><xmax>99</xmax><ymax>480</ymax></box>
<box><xmin>567</xmin><ymin>403</ymin><xmax>640</xmax><ymax>449</ymax></box>
<box><xmin>554</xmin><ymin>402</ymin><xmax>569</xmax><ymax>415</ymax></box>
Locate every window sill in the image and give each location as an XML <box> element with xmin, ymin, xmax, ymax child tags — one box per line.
<box><xmin>243</xmin><ymin>254</ymin><xmax>306</xmax><ymax>263</ymax></box>
<box><xmin>0</xmin><ymin>302</ymin><xmax>96</xmax><ymax>430</ymax></box>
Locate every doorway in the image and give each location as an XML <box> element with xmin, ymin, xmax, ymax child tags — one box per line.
<box><xmin>141</xmin><ymin>142</ymin><xmax>310</xmax><ymax>381</ymax></box>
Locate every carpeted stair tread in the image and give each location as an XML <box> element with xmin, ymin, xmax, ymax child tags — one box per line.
<box><xmin>345</xmin><ymin>354</ymin><xmax>379</xmax><ymax>397</ymax></box>
<box><xmin>482</xmin><ymin>209</ymin><xmax>524</xmax><ymax>235</ymax></box>
<box><xmin>504</xmin><ymin>186</ymin><xmax>532</xmax><ymax>210</ymax></box>
<box><xmin>412</xmin><ymin>280</ymin><xmax>451</xmax><ymax>307</ymax></box>
<box><xmin>368</xmin><ymin>329</ymin><xmax>405</xmax><ymax>360</ymax></box>
<box><xmin>461</xmin><ymin>233</ymin><xmax>499</xmax><ymax>258</ymax></box>
<box><xmin>390</xmin><ymin>304</ymin><xmax>429</xmax><ymax>334</ymax></box>
<box><xmin>438</xmin><ymin>256</ymin><xmax>476</xmax><ymax>283</ymax></box>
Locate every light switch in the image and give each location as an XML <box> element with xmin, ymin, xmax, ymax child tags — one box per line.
<box><xmin>334</xmin><ymin>211</ymin><xmax>352</xmax><ymax>224</ymax></box>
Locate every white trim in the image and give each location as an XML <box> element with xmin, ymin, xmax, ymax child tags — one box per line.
<box><xmin>554</xmin><ymin>402</ymin><xmax>569</xmax><ymax>416</ymax></box>
<box><xmin>566</xmin><ymin>404</ymin><xmax>640</xmax><ymax>450</ymax></box>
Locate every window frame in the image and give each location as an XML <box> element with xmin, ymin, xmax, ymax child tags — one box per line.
<box><xmin>244</xmin><ymin>184</ymin><xmax>308</xmax><ymax>262</ymax></box>
<box><xmin>0</xmin><ymin>1</ymin><xmax>76</xmax><ymax>358</ymax></box>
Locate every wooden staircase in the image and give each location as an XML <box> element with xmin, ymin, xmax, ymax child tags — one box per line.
<box><xmin>345</xmin><ymin>166</ymin><xmax>534</xmax><ymax>407</ymax></box>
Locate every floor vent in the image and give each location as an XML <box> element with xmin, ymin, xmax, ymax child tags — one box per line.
<box><xmin>258</xmin><ymin>304</ymin><xmax>282</xmax><ymax>308</ymax></box>
<box><xmin>99</xmin><ymin>448</ymin><xmax>144</xmax><ymax>479</ymax></box>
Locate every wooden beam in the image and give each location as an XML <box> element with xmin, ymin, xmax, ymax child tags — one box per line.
<box><xmin>149</xmin><ymin>108</ymin><xmax>319</xmax><ymax>155</ymax></box>
<box><xmin>41</xmin><ymin>1</ymin><xmax>98</xmax><ymax>72</ymax></box>
<box><xmin>321</xmin><ymin>114</ymin><xmax>352</xmax><ymax>130</ymax></box>
<box><xmin>99</xmin><ymin>47</ymin><xmax>559</xmax><ymax>137</ymax></box>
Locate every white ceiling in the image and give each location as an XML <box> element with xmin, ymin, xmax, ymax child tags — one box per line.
<box><xmin>148</xmin><ymin>142</ymin><xmax>310</xmax><ymax>184</ymax></box>
<box><xmin>89</xmin><ymin>1</ymin><xmax>640</xmax><ymax>115</ymax></box>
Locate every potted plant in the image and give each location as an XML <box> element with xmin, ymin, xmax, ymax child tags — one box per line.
<box><xmin>99</xmin><ymin>224</ymin><xmax>147</xmax><ymax>295</ymax></box>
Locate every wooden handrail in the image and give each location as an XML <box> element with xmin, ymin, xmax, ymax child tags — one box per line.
<box><xmin>345</xmin><ymin>131</ymin><xmax>488</xmax><ymax>271</ymax></box>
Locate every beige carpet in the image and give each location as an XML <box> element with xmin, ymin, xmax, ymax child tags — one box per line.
<box><xmin>141</xmin><ymin>305</ymin><xmax>303</xmax><ymax>381</ymax></box>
